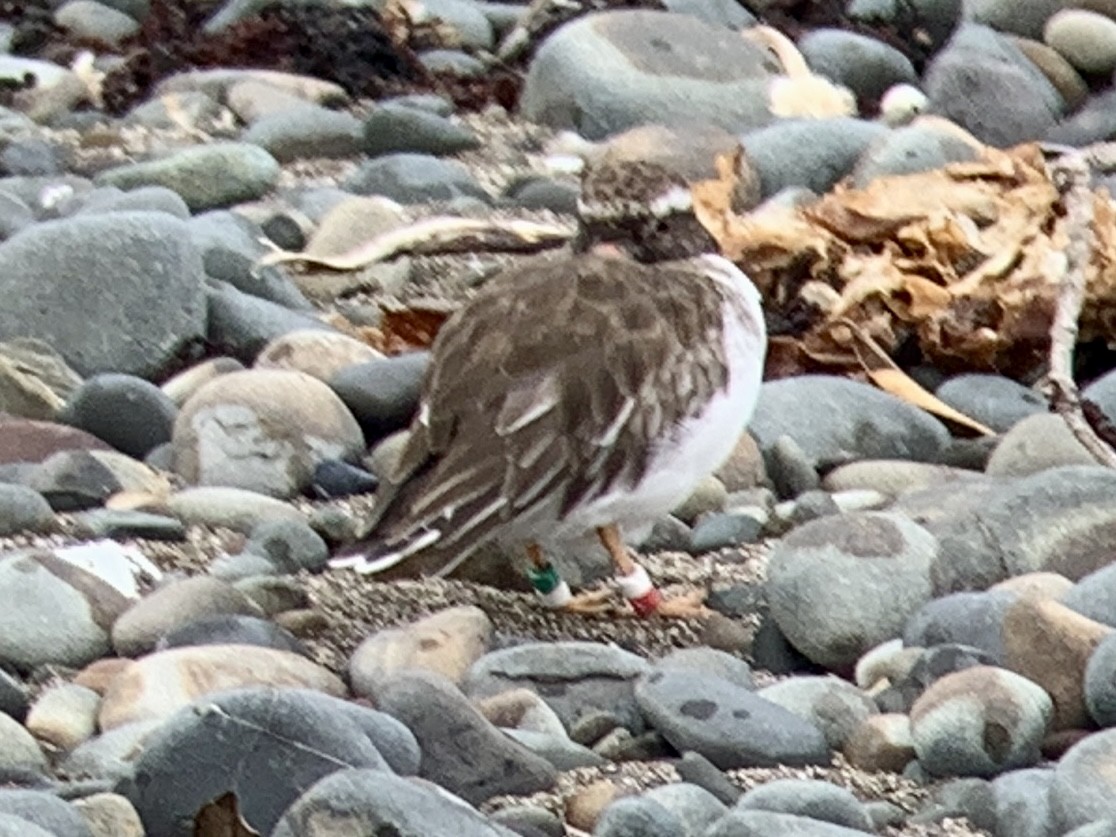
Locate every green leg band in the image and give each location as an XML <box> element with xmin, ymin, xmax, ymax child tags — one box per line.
<box><xmin>527</xmin><ymin>562</ymin><xmax>562</xmax><ymax>595</ymax></box>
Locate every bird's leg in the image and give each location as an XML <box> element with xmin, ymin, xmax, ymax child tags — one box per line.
<box><xmin>597</xmin><ymin>524</ymin><xmax>710</xmax><ymax>619</ymax></box>
<box><xmin>525</xmin><ymin>543</ymin><xmax>613</xmax><ymax>614</ymax></box>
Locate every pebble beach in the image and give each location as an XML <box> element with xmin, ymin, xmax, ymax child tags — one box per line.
<box><xmin>3</xmin><ymin>0</ymin><xmax>1116</xmax><ymax>835</ymax></box>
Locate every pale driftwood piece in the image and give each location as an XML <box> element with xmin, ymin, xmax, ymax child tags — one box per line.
<box><xmin>254</xmin><ymin>217</ymin><xmax>574</xmax><ymax>272</ymax></box>
<box><xmin>1042</xmin><ymin>149</ymin><xmax>1116</xmax><ymax>468</ymax></box>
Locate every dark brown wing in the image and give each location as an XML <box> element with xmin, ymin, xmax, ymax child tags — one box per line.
<box><xmin>338</xmin><ymin>252</ymin><xmax>734</xmax><ymax>578</ymax></box>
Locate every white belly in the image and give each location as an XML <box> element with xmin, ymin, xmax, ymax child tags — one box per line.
<box><xmin>549</xmin><ymin>257</ymin><xmax>766</xmax><ymax>544</ymax></box>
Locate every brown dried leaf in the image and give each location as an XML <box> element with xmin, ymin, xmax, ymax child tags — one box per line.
<box><xmin>379</xmin><ymin>301</ymin><xmax>454</xmax><ymax>353</ymax></box>
<box><xmin>194</xmin><ymin>793</ymin><xmax>259</xmax><ymax>837</ymax></box>
<box><xmin>837</xmin><ymin>318</ymin><xmax>995</xmax><ymax>435</ymax></box>
<box><xmin>869</xmin><ymin>367</ymin><xmax>996</xmax><ymax>436</ymax></box>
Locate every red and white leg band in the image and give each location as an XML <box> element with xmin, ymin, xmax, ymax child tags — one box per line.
<box><xmin>617</xmin><ymin>566</ymin><xmax>662</xmax><ymax>616</ymax></box>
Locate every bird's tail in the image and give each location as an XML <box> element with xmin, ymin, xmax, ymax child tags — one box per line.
<box><xmin>328</xmin><ymin>528</ymin><xmax>443</xmax><ymax>576</ymax></box>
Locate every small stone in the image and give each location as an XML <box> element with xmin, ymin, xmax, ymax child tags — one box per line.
<box><xmin>254</xmin><ymin>330</ymin><xmax>383</xmax><ymax>383</ymax></box>
<box><xmin>767</xmin><ymin>512</ymin><xmax>936</xmax><ymax>670</ymax></box>
<box><xmin>98</xmin><ymin>644</ymin><xmax>344</xmax><ymax>729</ymax></box>
<box><xmin>1049</xmin><ymin>728</ymin><xmax>1116</xmax><ymax>832</ymax></box>
<box><xmin>985</xmin><ymin>413</ymin><xmax>1095</xmax><ymax>477</ymax></box>
<box><xmin>157</xmin><ymin>614</ymin><xmax>307</xmax><ymax>656</ymax></box>
<box><xmin>240</xmin><ymin>104</ymin><xmax>363</xmax><ymax>162</ymax></box>
<box><xmin>757</xmin><ymin>675</ymin><xmax>878</xmax><ymax>750</ymax></box>
<box><xmin>0</xmin><ymin>789</ymin><xmax>90</xmax><ymax>836</ymax></box>
<box><xmin>311</xmin><ymin>459</ymin><xmax>378</xmax><ymax>499</ymax></box>
<box><xmin>68</xmin><ymin>510</ymin><xmax>185</xmax><ymax>542</ymax></box>
<box><xmin>0</xmin><ymin>713</ymin><xmax>46</xmax><ymax>773</ymax></box>
<box><xmin>160</xmin><ymin>358</ymin><xmax>245</xmax><ymax>408</ymax></box>
<box><xmin>751</xmin><ymin>375</ymin><xmax>949</xmax><ymax>471</ymax></box>
<box><xmin>690</xmin><ymin>512</ymin><xmax>763</xmax><ymax>552</ymax></box>
<box><xmin>165</xmin><ymin>486</ymin><xmax>306</xmax><ymax>532</ymax></box>
<box><xmin>566</xmin><ymin>780</ymin><xmax>622</xmax><ymax>833</ymax></box>
<box><xmin>1001</xmin><ymin>596</ymin><xmax>1111</xmax><ymax>730</ymax></box>
<box><xmin>735</xmin><ymin>777</ymin><xmax>874</xmax><ymax>831</ymax></box>
<box><xmin>172</xmin><ymin>369</ymin><xmax>364</xmax><ymax>499</ymax></box>
<box><xmin>53</xmin><ymin>0</ymin><xmax>138</xmax><ymax>43</ymax></box>
<box><xmin>243</xmin><ymin>519</ymin><xmax>329</xmax><ymax>573</ymax></box>
<box><xmin>60</xmin><ymin>374</ymin><xmax>177</xmax><ymax>459</ymax></box>
<box><xmin>766</xmin><ymin>435</ymin><xmax>820</xmax><ymax>498</ymax></box>
<box><xmin>270</xmin><ymin>768</ymin><xmax>502</xmax><ymax>837</ymax></box>
<box><xmin>71</xmin><ymin>793</ymin><xmax>143</xmax><ymax>837</ymax></box>
<box><xmin>676</xmin><ymin>750</ymin><xmax>742</xmax><ymax>805</ymax></box>
<box><xmin>1045</xmin><ymin>9</ymin><xmax>1116</xmax><ymax>74</ymax></box>
<box><xmin>0</xmin><ymin>337</ymin><xmax>82</xmax><ymax>421</ymax></box>
<box><xmin>350</xmin><ymin>605</ymin><xmax>492</xmax><ymax>695</ymax></box>
<box><xmin>635</xmin><ymin>669</ymin><xmax>829</xmax><ymax>769</ymax></box>
<box><xmin>111</xmin><ymin>576</ymin><xmax>263</xmax><ymax>657</ymax></box>
<box><xmin>910</xmin><ymin>665</ymin><xmax>1052</xmax><ymax>777</ymax></box>
<box><xmin>474</xmin><ymin>688</ymin><xmax>567</xmax><ymax>738</ymax></box>
<box><xmin>798</xmin><ymin>28</ymin><xmax>917</xmax><ymax>102</ymax></box>
<box><xmin>843</xmin><ymin>713</ymin><xmax>915</xmax><ymax>773</ymax></box>
<box><xmin>363</xmin><ymin>103</ymin><xmax>481</xmax><ymax>157</ymax></box>
<box><xmin>344</xmin><ymin>154</ymin><xmax>491</xmax><ymax>205</ymax></box>
<box><xmin>122</xmin><ymin>688</ymin><xmax>400</xmax><ymax>837</ymax></box>
<box><xmin>465</xmin><ymin>641</ymin><xmax>651</xmax><ymax>734</ymax></box>
<box><xmin>595</xmin><ymin>797</ymin><xmax>686</xmax><ymax>837</ymax></box>
<box><xmin>95</xmin><ymin>143</ymin><xmax>280</xmax><ymax>212</ymax></box>
<box><xmin>0</xmin><ymin>484</ymin><xmax>53</xmax><ymax>536</ymax></box>
<box><xmin>672</xmin><ymin>476</ymin><xmax>728</xmax><ymax>523</ymax></box>
<box><xmin>329</xmin><ymin>352</ymin><xmax>428</xmax><ymax>442</ymax></box>
<box><xmin>934</xmin><ymin>373</ymin><xmax>1046</xmax><ymax>434</ymax></box>
<box><xmin>24</xmin><ymin>684</ymin><xmax>100</xmax><ymax>751</ymax></box>
<box><xmin>372</xmin><ymin>669</ymin><xmax>556</xmax><ymax>805</ymax></box>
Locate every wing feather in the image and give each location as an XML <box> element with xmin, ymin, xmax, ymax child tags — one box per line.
<box><xmin>336</xmin><ymin>253</ymin><xmax>747</xmax><ymax>579</ymax></box>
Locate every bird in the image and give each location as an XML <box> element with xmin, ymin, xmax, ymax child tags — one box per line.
<box><xmin>329</xmin><ymin>129</ymin><xmax>768</xmax><ymax>618</ymax></box>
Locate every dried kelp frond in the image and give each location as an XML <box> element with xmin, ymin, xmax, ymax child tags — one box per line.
<box><xmin>694</xmin><ymin>141</ymin><xmax>1116</xmax><ymax>382</ymax></box>
<box><xmin>98</xmin><ymin>0</ymin><xmax>428</xmax><ymax>114</ymax></box>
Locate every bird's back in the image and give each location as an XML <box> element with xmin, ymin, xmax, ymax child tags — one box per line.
<box><xmin>339</xmin><ymin>250</ymin><xmax>764</xmax><ymax>578</ymax></box>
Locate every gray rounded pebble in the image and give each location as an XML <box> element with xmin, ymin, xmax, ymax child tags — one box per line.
<box><xmin>61</xmin><ymin>374</ymin><xmax>178</xmax><ymax>459</ymax></box>
<box><xmin>736</xmin><ymin>778</ymin><xmax>874</xmax><ymax>831</ymax></box>
<box><xmin>708</xmin><ymin>809</ymin><xmax>871</xmax><ymax>836</ymax></box>
<box><xmin>991</xmin><ymin>767</ymin><xmax>1056</xmax><ymax>837</ymax></box>
<box><xmin>74</xmin><ymin>185</ymin><xmax>191</xmax><ymax>219</ymax></box>
<box><xmin>364</xmin><ymin>104</ymin><xmax>481</xmax><ymax>157</ymax></box>
<box><xmin>0</xmin><ymin>790</ymin><xmax>91</xmax><ymax>837</ymax></box>
<box><xmin>799</xmin><ymin>29</ymin><xmax>917</xmax><ymax>102</ymax></box>
<box><xmin>344</xmin><ymin>154</ymin><xmax>490</xmax><ymax>204</ymax></box>
<box><xmin>157</xmin><ymin>614</ymin><xmax>307</xmax><ymax>656</ymax></box>
<box><xmin>1085</xmin><ymin>633</ymin><xmax>1116</xmax><ymax>726</ymax></box>
<box><xmin>271</xmin><ymin>768</ymin><xmax>508</xmax><ymax>837</ymax></box>
<box><xmin>418</xmin><ymin>49</ymin><xmax>488</xmax><ymax>76</ymax></box>
<box><xmin>329</xmin><ymin>352</ymin><xmax>429</xmax><ymax>442</ymax></box>
<box><xmin>241</xmin><ymin>105</ymin><xmax>363</xmax><ymax>163</ymax></box>
<box><xmin>0</xmin><ymin>212</ymin><xmax>206</xmax><ymax>379</ymax></box>
<box><xmin>95</xmin><ymin>143</ymin><xmax>280</xmax><ymax>212</ymax></box>
<box><xmin>767</xmin><ymin>512</ymin><xmax>936</xmax><ymax>670</ymax></box>
<box><xmin>53</xmin><ymin>0</ymin><xmax>138</xmax><ymax>44</ymax></box>
<box><xmin>0</xmin><ymin>484</ymin><xmax>53</xmax><ymax>536</ymax></box>
<box><xmin>741</xmin><ymin>118</ymin><xmax>889</xmax><ymax>199</ymax></box>
<box><xmin>243</xmin><ymin>519</ymin><xmax>329</xmax><ymax>573</ymax></box>
<box><xmin>923</xmin><ymin>23</ymin><xmax>1063</xmax><ymax>148</ymax></box>
<box><xmin>594</xmin><ymin>797</ymin><xmax>685</xmax><ymax>836</ymax></box>
<box><xmin>750</xmin><ymin>376</ymin><xmax>950</xmax><ymax>471</ymax></box>
<box><xmin>934</xmin><ymin>374</ymin><xmax>1046</xmax><ymax>434</ymax></box>
<box><xmin>851</xmin><ymin>123</ymin><xmax>981</xmax><ymax>187</ymax></box>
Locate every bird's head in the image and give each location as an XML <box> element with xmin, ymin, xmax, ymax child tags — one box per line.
<box><xmin>572</xmin><ymin>123</ymin><xmax>761</xmax><ymax>264</ymax></box>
